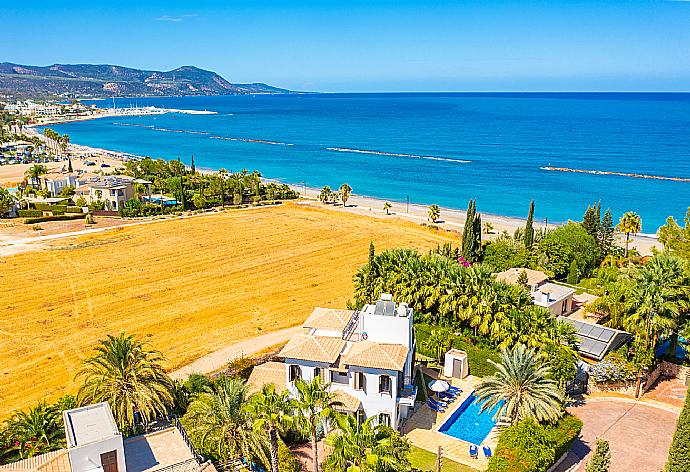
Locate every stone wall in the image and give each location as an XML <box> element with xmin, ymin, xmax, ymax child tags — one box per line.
<box><xmin>588</xmin><ymin>380</ymin><xmax>637</xmax><ymax>396</ymax></box>
<box><xmin>645</xmin><ymin>361</ymin><xmax>690</xmax><ymax>390</ymax></box>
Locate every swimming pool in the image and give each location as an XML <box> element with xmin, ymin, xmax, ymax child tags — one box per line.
<box><xmin>438</xmin><ymin>392</ymin><xmax>502</xmax><ymax>445</ymax></box>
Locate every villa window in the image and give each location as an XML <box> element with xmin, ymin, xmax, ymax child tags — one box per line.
<box><xmin>356</xmin><ymin>410</ymin><xmax>366</xmax><ymax>426</ymax></box>
<box><xmin>354</xmin><ymin>371</ymin><xmax>366</xmax><ymax>391</ymax></box>
<box><xmin>379</xmin><ymin>375</ymin><xmax>392</xmax><ymax>395</ymax></box>
<box><xmin>289</xmin><ymin>365</ymin><xmax>301</xmax><ymax>382</ymax></box>
<box><xmin>378</xmin><ymin>413</ymin><xmax>391</xmax><ymax>428</ymax></box>
<box><xmin>561</xmin><ymin>300</ymin><xmax>568</xmax><ymax>313</ymax></box>
<box><xmin>314</xmin><ymin>367</ymin><xmax>327</xmax><ymax>383</ymax></box>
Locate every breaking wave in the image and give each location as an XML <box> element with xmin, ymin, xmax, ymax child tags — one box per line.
<box><xmin>327</xmin><ymin>147</ymin><xmax>470</xmax><ymax>163</ymax></box>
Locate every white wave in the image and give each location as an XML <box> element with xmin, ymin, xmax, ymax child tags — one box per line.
<box><xmin>326</xmin><ymin>147</ymin><xmax>470</xmax><ymax>163</ymax></box>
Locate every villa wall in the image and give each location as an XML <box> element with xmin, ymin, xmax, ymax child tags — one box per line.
<box><xmin>645</xmin><ymin>361</ymin><xmax>690</xmax><ymax>391</ymax></box>
<box><xmin>588</xmin><ymin>380</ymin><xmax>637</xmax><ymax>396</ymax></box>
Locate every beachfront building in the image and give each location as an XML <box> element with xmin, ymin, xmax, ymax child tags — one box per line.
<box><xmin>74</xmin><ymin>175</ymin><xmax>151</xmax><ymax>211</ymax></box>
<box><xmin>495</xmin><ymin>267</ymin><xmax>576</xmax><ymax>316</ymax></box>
<box><xmin>248</xmin><ymin>294</ymin><xmax>417</xmax><ymax>429</ymax></box>
<box><xmin>0</xmin><ymin>402</ymin><xmax>214</xmax><ymax>472</ymax></box>
<box><xmin>42</xmin><ymin>172</ymin><xmax>81</xmax><ymax>196</ymax></box>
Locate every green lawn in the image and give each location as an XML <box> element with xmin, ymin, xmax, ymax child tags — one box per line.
<box><xmin>409</xmin><ymin>445</ymin><xmax>480</xmax><ymax>472</ymax></box>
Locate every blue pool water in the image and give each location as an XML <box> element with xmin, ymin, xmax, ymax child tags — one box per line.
<box><xmin>438</xmin><ymin>392</ymin><xmax>502</xmax><ymax>445</ymax></box>
<box><xmin>46</xmin><ymin>93</ymin><xmax>690</xmax><ymax>230</ymax></box>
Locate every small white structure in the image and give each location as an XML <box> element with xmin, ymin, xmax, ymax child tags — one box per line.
<box><xmin>443</xmin><ymin>349</ymin><xmax>468</xmax><ymax>380</ymax></box>
<box><xmin>64</xmin><ymin>403</ymin><xmax>125</xmax><ymax>472</ymax></box>
<box><xmin>495</xmin><ymin>267</ymin><xmax>576</xmax><ymax>316</ymax></box>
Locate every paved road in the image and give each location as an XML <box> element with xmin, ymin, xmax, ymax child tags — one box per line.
<box><xmin>170</xmin><ymin>326</ymin><xmax>301</xmax><ymax>380</ymax></box>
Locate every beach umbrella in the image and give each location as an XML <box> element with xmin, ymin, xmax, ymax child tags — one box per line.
<box><xmin>428</xmin><ymin>379</ymin><xmax>449</xmax><ymax>401</ymax></box>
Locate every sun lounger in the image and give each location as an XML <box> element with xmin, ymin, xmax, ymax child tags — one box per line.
<box><xmin>448</xmin><ymin>386</ymin><xmax>462</xmax><ymax>394</ymax></box>
<box><xmin>427</xmin><ymin>399</ymin><xmax>446</xmax><ymax>412</ymax></box>
<box><xmin>430</xmin><ymin>397</ymin><xmax>449</xmax><ymax>408</ymax></box>
<box><xmin>438</xmin><ymin>391</ymin><xmax>457</xmax><ymax>402</ymax></box>
<box><xmin>469</xmin><ymin>445</ymin><xmax>478</xmax><ymax>459</ymax></box>
<box><xmin>483</xmin><ymin>446</ymin><xmax>492</xmax><ymax>458</ymax></box>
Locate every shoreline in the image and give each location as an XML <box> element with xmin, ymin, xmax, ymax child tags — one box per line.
<box><xmin>2</xmin><ymin>136</ymin><xmax>662</xmax><ymax>255</ymax></box>
<box><xmin>28</xmin><ymin>106</ymin><xmax>217</xmax><ymax>127</ymax></box>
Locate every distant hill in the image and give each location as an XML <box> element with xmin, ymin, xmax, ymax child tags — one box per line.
<box><xmin>0</xmin><ymin>63</ymin><xmax>292</xmax><ymax>99</ymax></box>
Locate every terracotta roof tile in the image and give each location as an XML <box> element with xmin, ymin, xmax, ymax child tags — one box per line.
<box><xmin>247</xmin><ymin>361</ymin><xmax>286</xmax><ymax>395</ymax></box>
<box><xmin>494</xmin><ymin>268</ymin><xmax>549</xmax><ymax>286</ymax></box>
<box><xmin>278</xmin><ymin>335</ymin><xmax>345</xmax><ymax>364</ymax></box>
<box><xmin>0</xmin><ymin>449</ymin><xmax>70</xmax><ymax>472</ymax></box>
<box><xmin>302</xmin><ymin>308</ymin><xmax>354</xmax><ymax>332</ymax></box>
<box><xmin>342</xmin><ymin>341</ymin><xmax>408</xmax><ymax>371</ymax></box>
<box><xmin>332</xmin><ymin>390</ymin><xmax>362</xmax><ymax>412</ymax></box>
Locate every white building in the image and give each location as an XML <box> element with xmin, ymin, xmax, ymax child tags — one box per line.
<box><xmin>495</xmin><ymin>267</ymin><xmax>576</xmax><ymax>316</ymax></box>
<box><xmin>74</xmin><ymin>176</ymin><xmax>151</xmax><ymax>211</ymax></box>
<box><xmin>248</xmin><ymin>294</ymin><xmax>417</xmax><ymax>429</ymax></box>
<box><xmin>0</xmin><ymin>402</ymin><xmax>214</xmax><ymax>472</ymax></box>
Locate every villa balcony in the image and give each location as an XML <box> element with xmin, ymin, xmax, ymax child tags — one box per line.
<box><xmin>397</xmin><ymin>383</ymin><xmax>417</xmax><ymax>407</ymax></box>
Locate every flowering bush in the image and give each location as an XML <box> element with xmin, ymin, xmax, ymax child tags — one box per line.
<box><xmin>589</xmin><ymin>353</ymin><xmax>636</xmax><ymax>383</ymax></box>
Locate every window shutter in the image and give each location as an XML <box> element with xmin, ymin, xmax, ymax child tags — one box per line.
<box><xmin>354</xmin><ymin>371</ymin><xmax>360</xmax><ymax>390</ymax></box>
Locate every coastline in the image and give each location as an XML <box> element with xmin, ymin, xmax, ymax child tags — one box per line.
<box><xmin>1</xmin><ymin>137</ymin><xmax>662</xmax><ymax>255</ymax></box>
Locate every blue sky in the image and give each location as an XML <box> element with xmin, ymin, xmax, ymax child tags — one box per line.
<box><xmin>2</xmin><ymin>0</ymin><xmax>690</xmax><ymax>92</ymax></box>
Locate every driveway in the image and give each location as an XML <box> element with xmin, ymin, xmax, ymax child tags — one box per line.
<box><xmin>557</xmin><ymin>399</ymin><xmax>679</xmax><ymax>472</ymax></box>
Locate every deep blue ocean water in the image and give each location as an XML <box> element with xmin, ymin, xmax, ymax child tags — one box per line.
<box><xmin>46</xmin><ymin>93</ymin><xmax>690</xmax><ymax>231</ymax></box>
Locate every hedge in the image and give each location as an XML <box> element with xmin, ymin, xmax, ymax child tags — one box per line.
<box><xmin>18</xmin><ymin>210</ymin><xmax>42</xmax><ymax>217</ymax></box>
<box><xmin>34</xmin><ymin>203</ymin><xmax>67</xmax><ymax>212</ymax></box>
<box><xmin>666</xmin><ymin>384</ymin><xmax>690</xmax><ymax>471</ymax></box>
<box><xmin>488</xmin><ymin>414</ymin><xmax>583</xmax><ymax>472</ymax></box>
<box><xmin>24</xmin><ymin>214</ymin><xmax>86</xmax><ymax>224</ymax></box>
<box><xmin>66</xmin><ymin>206</ymin><xmax>83</xmax><ymax>214</ymax></box>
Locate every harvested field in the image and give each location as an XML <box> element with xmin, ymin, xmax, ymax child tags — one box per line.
<box><xmin>0</xmin><ymin>202</ymin><xmax>458</xmax><ymax>417</ymax></box>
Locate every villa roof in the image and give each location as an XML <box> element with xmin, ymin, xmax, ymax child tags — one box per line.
<box><xmin>332</xmin><ymin>390</ymin><xmax>362</xmax><ymax>412</ymax></box>
<box><xmin>302</xmin><ymin>307</ymin><xmax>355</xmax><ymax>332</ymax></box>
<box><xmin>495</xmin><ymin>268</ymin><xmax>549</xmax><ymax>286</ymax></box>
<box><xmin>278</xmin><ymin>334</ymin><xmax>346</xmax><ymax>364</ymax></box>
<box><xmin>0</xmin><ymin>449</ymin><xmax>70</xmax><ymax>472</ymax></box>
<box><xmin>533</xmin><ymin>282</ymin><xmax>576</xmax><ymax>305</ymax></box>
<box><xmin>342</xmin><ymin>341</ymin><xmax>408</xmax><ymax>372</ymax></box>
<box><xmin>247</xmin><ymin>361</ymin><xmax>287</xmax><ymax>395</ymax></box>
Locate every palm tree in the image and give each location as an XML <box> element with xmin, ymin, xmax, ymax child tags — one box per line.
<box><xmin>182</xmin><ymin>377</ymin><xmax>270</xmax><ymax>467</ymax></box>
<box><xmin>324</xmin><ymin>414</ymin><xmax>410</xmax><ymax>472</ymax></box>
<box><xmin>625</xmin><ymin>256</ymin><xmax>684</xmax><ymax>397</ymax></box>
<box><xmin>4</xmin><ymin>402</ymin><xmax>64</xmax><ymax>459</ymax></box>
<box><xmin>339</xmin><ymin>183</ymin><xmax>352</xmax><ymax>207</ymax></box>
<box><xmin>293</xmin><ymin>378</ymin><xmax>343</xmax><ymax>472</ymax></box>
<box><xmin>474</xmin><ymin>344</ymin><xmax>564</xmax><ymax>424</ymax></box>
<box><xmin>244</xmin><ymin>384</ymin><xmax>294</xmax><ymax>472</ymax></box>
<box><xmin>77</xmin><ymin>333</ymin><xmax>175</xmax><ymax>431</ymax></box>
<box><xmin>483</xmin><ymin>221</ymin><xmax>494</xmax><ymax>234</ymax></box>
<box><xmin>383</xmin><ymin>201</ymin><xmax>392</xmax><ymax>215</ymax></box>
<box><xmin>617</xmin><ymin>211</ymin><xmax>642</xmax><ymax>258</ymax></box>
<box><xmin>428</xmin><ymin>204</ymin><xmax>441</xmax><ymax>222</ymax></box>
<box><xmin>319</xmin><ymin>185</ymin><xmax>331</xmax><ymax>204</ymax></box>
<box><xmin>421</xmin><ymin>327</ymin><xmax>454</xmax><ymax>365</ymax></box>
<box><xmin>25</xmin><ymin>164</ymin><xmax>48</xmax><ymax>189</ymax></box>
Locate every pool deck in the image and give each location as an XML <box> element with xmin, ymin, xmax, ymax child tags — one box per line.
<box><xmin>403</xmin><ymin>372</ymin><xmax>505</xmax><ymax>471</ymax></box>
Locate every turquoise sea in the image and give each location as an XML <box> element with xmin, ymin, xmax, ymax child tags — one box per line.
<box><xmin>46</xmin><ymin>93</ymin><xmax>690</xmax><ymax>232</ymax></box>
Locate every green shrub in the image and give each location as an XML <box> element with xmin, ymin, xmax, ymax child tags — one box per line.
<box><xmin>488</xmin><ymin>415</ymin><xmax>583</xmax><ymax>472</ymax></box>
<box><xmin>586</xmin><ymin>439</ymin><xmax>611</xmax><ymax>472</ymax></box>
<box><xmin>18</xmin><ymin>210</ymin><xmax>42</xmax><ymax>217</ymax></box>
<box><xmin>278</xmin><ymin>441</ymin><xmax>301</xmax><ymax>472</ymax></box>
<box><xmin>24</xmin><ymin>214</ymin><xmax>86</xmax><ymax>224</ymax></box>
<box><xmin>34</xmin><ymin>203</ymin><xmax>67</xmax><ymax>212</ymax></box>
<box><xmin>65</xmin><ymin>206</ymin><xmax>83</xmax><ymax>214</ymax></box>
<box><xmin>666</xmin><ymin>384</ymin><xmax>690</xmax><ymax>471</ymax></box>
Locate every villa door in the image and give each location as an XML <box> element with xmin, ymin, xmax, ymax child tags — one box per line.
<box><xmin>100</xmin><ymin>450</ymin><xmax>118</xmax><ymax>472</ymax></box>
<box><xmin>452</xmin><ymin>359</ymin><xmax>463</xmax><ymax>378</ymax></box>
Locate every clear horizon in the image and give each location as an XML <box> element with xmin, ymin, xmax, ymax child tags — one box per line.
<box><xmin>3</xmin><ymin>0</ymin><xmax>690</xmax><ymax>93</ymax></box>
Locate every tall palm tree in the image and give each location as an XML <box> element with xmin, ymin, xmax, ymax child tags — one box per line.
<box><xmin>77</xmin><ymin>333</ymin><xmax>174</xmax><ymax>431</ymax></box>
<box><xmin>339</xmin><ymin>183</ymin><xmax>352</xmax><ymax>207</ymax></box>
<box><xmin>421</xmin><ymin>327</ymin><xmax>454</xmax><ymax>365</ymax></box>
<box><xmin>182</xmin><ymin>377</ymin><xmax>270</xmax><ymax>467</ymax></box>
<box><xmin>428</xmin><ymin>204</ymin><xmax>441</xmax><ymax>222</ymax></box>
<box><xmin>319</xmin><ymin>185</ymin><xmax>332</xmax><ymax>204</ymax></box>
<box><xmin>244</xmin><ymin>384</ymin><xmax>294</xmax><ymax>472</ymax></box>
<box><xmin>293</xmin><ymin>378</ymin><xmax>343</xmax><ymax>472</ymax></box>
<box><xmin>25</xmin><ymin>164</ymin><xmax>48</xmax><ymax>189</ymax></box>
<box><xmin>625</xmin><ymin>256</ymin><xmax>684</xmax><ymax>397</ymax></box>
<box><xmin>324</xmin><ymin>414</ymin><xmax>410</xmax><ymax>472</ymax></box>
<box><xmin>4</xmin><ymin>402</ymin><xmax>64</xmax><ymax>459</ymax></box>
<box><xmin>474</xmin><ymin>344</ymin><xmax>564</xmax><ymax>424</ymax></box>
<box><xmin>617</xmin><ymin>211</ymin><xmax>642</xmax><ymax>258</ymax></box>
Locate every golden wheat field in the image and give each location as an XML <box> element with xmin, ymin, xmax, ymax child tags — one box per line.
<box><xmin>0</xmin><ymin>202</ymin><xmax>458</xmax><ymax>417</ymax></box>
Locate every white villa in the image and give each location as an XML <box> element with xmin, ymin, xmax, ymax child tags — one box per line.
<box><xmin>0</xmin><ymin>402</ymin><xmax>214</xmax><ymax>472</ymax></box>
<box><xmin>39</xmin><ymin>174</ymin><xmax>152</xmax><ymax>211</ymax></box>
<box><xmin>248</xmin><ymin>294</ymin><xmax>417</xmax><ymax>429</ymax></box>
<box><xmin>495</xmin><ymin>267</ymin><xmax>576</xmax><ymax>316</ymax></box>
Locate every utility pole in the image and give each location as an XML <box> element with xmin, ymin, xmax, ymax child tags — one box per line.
<box><xmin>436</xmin><ymin>445</ymin><xmax>443</xmax><ymax>472</ymax></box>
<box><xmin>406</xmin><ymin>195</ymin><xmax>410</xmax><ymax>214</ymax></box>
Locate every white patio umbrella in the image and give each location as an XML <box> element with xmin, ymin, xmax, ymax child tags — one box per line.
<box><xmin>428</xmin><ymin>379</ymin><xmax>450</xmax><ymax>402</ymax></box>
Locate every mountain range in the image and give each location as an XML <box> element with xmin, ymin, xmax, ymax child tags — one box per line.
<box><xmin>0</xmin><ymin>63</ymin><xmax>291</xmax><ymax>99</ymax></box>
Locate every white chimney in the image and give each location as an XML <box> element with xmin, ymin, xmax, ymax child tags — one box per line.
<box><xmin>541</xmin><ymin>291</ymin><xmax>550</xmax><ymax>303</ymax></box>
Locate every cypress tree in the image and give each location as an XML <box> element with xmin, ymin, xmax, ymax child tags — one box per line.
<box><xmin>366</xmin><ymin>241</ymin><xmax>377</xmax><ymax>303</ymax></box>
<box><xmin>68</xmin><ymin>158</ymin><xmax>73</xmax><ymax>173</ymax></box>
<box><xmin>190</xmin><ymin>155</ymin><xmax>196</xmax><ymax>175</ymax></box>
<box><xmin>462</xmin><ymin>199</ymin><xmax>475</xmax><ymax>260</ymax></box>
<box><xmin>473</xmin><ymin>210</ymin><xmax>482</xmax><ymax>262</ymax></box>
<box><xmin>582</xmin><ymin>205</ymin><xmax>599</xmax><ymax>238</ymax></box>
<box><xmin>524</xmin><ymin>199</ymin><xmax>535</xmax><ymax>248</ymax></box>
<box><xmin>567</xmin><ymin>259</ymin><xmax>579</xmax><ymax>285</ymax></box>
<box><xmin>599</xmin><ymin>209</ymin><xmax>615</xmax><ymax>256</ymax></box>
<box><xmin>586</xmin><ymin>438</ymin><xmax>611</xmax><ymax>472</ymax></box>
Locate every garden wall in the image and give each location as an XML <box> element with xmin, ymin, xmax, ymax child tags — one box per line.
<box><xmin>645</xmin><ymin>361</ymin><xmax>690</xmax><ymax>390</ymax></box>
